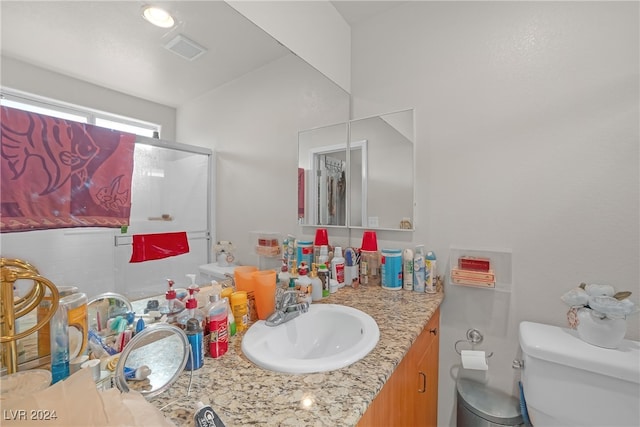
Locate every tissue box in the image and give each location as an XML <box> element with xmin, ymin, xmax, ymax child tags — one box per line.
<box><xmin>458</xmin><ymin>256</ymin><xmax>491</xmax><ymax>272</ymax></box>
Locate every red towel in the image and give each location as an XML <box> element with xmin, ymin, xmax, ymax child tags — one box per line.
<box><xmin>1</xmin><ymin>106</ymin><xmax>135</xmax><ymax>232</ymax></box>
<box><xmin>129</xmin><ymin>232</ymin><xmax>190</xmax><ymax>263</ymax></box>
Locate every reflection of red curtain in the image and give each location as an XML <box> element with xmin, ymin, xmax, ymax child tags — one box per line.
<box><xmin>1</xmin><ymin>106</ymin><xmax>135</xmax><ymax>232</ymax></box>
<box><xmin>129</xmin><ymin>232</ymin><xmax>190</xmax><ymax>263</ymax></box>
<box><xmin>298</xmin><ymin>167</ymin><xmax>305</xmax><ymax>218</ymax></box>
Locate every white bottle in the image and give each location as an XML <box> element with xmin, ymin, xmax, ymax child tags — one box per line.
<box><xmin>310</xmin><ymin>264</ymin><xmax>323</xmax><ymax>302</ymax></box>
<box><xmin>318</xmin><ymin>245</ymin><xmax>329</xmax><ymax>268</ymax></box>
<box><xmin>403</xmin><ymin>248</ymin><xmax>414</xmax><ymax>291</ymax></box>
<box><xmin>425</xmin><ymin>251</ymin><xmax>437</xmax><ymax>293</ymax></box>
<box><xmin>413</xmin><ymin>245</ymin><xmax>426</xmax><ymax>292</ymax></box>
<box><xmin>331</xmin><ymin>246</ymin><xmax>346</xmax><ymax>287</ymax></box>
<box><xmin>296</xmin><ymin>264</ymin><xmax>313</xmax><ymax>304</ymax></box>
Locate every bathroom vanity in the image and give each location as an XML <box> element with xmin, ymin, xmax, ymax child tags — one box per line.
<box><xmin>148</xmin><ymin>285</ymin><xmax>442</xmax><ymax>426</ymax></box>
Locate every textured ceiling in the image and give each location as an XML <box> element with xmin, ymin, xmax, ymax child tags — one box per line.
<box><xmin>1</xmin><ymin>1</ymin><xmax>405</xmax><ymax>108</ymax></box>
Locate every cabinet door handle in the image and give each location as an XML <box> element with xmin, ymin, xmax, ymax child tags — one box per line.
<box><xmin>430</xmin><ymin>328</ymin><xmax>438</xmax><ymax>336</ymax></box>
<box><xmin>418</xmin><ymin>371</ymin><xmax>427</xmax><ymax>393</ymax></box>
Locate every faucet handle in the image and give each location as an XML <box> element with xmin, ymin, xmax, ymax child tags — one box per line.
<box><xmin>300</xmin><ymin>301</ymin><xmax>310</xmax><ymax>313</ymax></box>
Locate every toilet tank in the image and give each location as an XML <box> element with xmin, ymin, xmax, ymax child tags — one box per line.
<box><xmin>519</xmin><ymin>321</ymin><xmax>639</xmax><ymax>427</ymax></box>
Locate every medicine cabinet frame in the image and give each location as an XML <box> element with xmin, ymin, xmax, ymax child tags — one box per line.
<box><xmin>298</xmin><ymin>108</ymin><xmax>415</xmax><ymax>232</ymax></box>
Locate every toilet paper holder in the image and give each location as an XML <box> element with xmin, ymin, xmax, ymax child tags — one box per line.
<box><xmin>454</xmin><ymin>328</ymin><xmax>494</xmax><ymax>358</ymax></box>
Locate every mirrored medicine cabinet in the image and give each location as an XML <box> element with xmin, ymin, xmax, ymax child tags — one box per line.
<box><xmin>298</xmin><ymin>109</ymin><xmax>415</xmax><ymax>231</ymax></box>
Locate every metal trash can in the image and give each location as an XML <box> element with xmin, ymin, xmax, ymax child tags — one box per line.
<box><xmin>456</xmin><ymin>378</ymin><xmax>524</xmax><ymax>427</ymax></box>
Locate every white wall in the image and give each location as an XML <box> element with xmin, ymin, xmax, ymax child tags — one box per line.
<box><xmin>1</xmin><ymin>56</ymin><xmax>177</xmax><ymax>140</ymax></box>
<box><xmin>349</xmin><ymin>2</ymin><xmax>639</xmax><ymax>425</ymax></box>
<box><xmin>226</xmin><ymin>0</ymin><xmax>351</xmax><ymax>93</ymax></box>
<box><xmin>177</xmin><ymin>53</ymin><xmax>350</xmax><ymax>264</ymax></box>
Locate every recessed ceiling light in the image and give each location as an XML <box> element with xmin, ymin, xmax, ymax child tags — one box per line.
<box><xmin>142</xmin><ymin>5</ymin><xmax>175</xmax><ymax>28</ymax></box>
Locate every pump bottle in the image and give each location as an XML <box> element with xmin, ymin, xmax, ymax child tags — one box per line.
<box><xmin>178</xmin><ymin>285</ymin><xmax>206</xmax><ymax>329</ymax></box>
<box><xmin>310</xmin><ymin>264</ymin><xmax>323</xmax><ymax>302</ymax></box>
<box><xmin>161</xmin><ymin>279</ymin><xmax>185</xmax><ymax>315</ymax></box>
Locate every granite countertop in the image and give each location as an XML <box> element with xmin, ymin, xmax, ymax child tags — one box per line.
<box><xmin>149</xmin><ymin>285</ymin><xmax>443</xmax><ymax>426</ymax></box>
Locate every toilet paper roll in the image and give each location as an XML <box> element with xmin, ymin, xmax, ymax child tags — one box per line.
<box><xmin>461</xmin><ymin>350</ymin><xmax>489</xmax><ymax>370</ymax></box>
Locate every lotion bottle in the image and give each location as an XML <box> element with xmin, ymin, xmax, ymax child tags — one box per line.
<box><xmin>331</xmin><ymin>246</ymin><xmax>346</xmax><ymax>287</ymax></box>
<box><xmin>310</xmin><ymin>264</ymin><xmax>323</xmax><ymax>302</ymax></box>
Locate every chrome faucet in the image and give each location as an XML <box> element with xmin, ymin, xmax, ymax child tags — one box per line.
<box><xmin>265</xmin><ymin>290</ymin><xmax>309</xmax><ymax>326</ymax></box>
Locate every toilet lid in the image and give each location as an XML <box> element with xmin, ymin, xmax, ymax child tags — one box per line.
<box><xmin>457</xmin><ymin>378</ymin><xmax>523</xmax><ymax>424</ymax></box>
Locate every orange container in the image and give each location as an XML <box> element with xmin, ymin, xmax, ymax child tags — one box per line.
<box><xmin>234</xmin><ymin>266</ymin><xmax>257</xmax><ymax>292</ymax></box>
<box><xmin>252</xmin><ymin>270</ymin><xmax>277</xmax><ymax>320</ymax></box>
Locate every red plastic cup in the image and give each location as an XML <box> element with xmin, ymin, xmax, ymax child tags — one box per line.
<box><xmin>314</xmin><ymin>228</ymin><xmax>329</xmax><ymax>246</ymax></box>
<box><xmin>361</xmin><ymin>230</ymin><xmax>378</xmax><ymax>251</ymax></box>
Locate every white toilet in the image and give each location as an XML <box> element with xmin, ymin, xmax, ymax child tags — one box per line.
<box><xmin>519</xmin><ymin>321</ymin><xmax>640</xmax><ymax>426</ymax></box>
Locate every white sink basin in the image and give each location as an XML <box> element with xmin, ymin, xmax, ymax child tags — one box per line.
<box><xmin>241</xmin><ymin>304</ymin><xmax>379</xmax><ymax>374</ymax></box>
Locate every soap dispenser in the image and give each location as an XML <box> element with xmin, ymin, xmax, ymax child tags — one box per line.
<box><xmin>310</xmin><ymin>264</ymin><xmax>323</xmax><ymax>302</ymax></box>
<box><xmin>160</xmin><ymin>279</ymin><xmax>185</xmax><ymax>315</ymax></box>
<box><xmin>178</xmin><ymin>285</ymin><xmax>206</xmax><ymax>329</ymax></box>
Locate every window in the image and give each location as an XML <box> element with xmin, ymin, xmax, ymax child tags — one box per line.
<box><xmin>0</xmin><ymin>88</ymin><xmax>161</xmax><ymax>138</ymax></box>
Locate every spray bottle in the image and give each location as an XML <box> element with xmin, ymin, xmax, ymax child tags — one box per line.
<box><xmin>413</xmin><ymin>245</ymin><xmax>426</xmax><ymax>292</ymax></box>
<box><xmin>403</xmin><ymin>248</ymin><xmax>414</xmax><ymax>291</ymax></box>
<box><xmin>425</xmin><ymin>251</ymin><xmax>437</xmax><ymax>293</ymax></box>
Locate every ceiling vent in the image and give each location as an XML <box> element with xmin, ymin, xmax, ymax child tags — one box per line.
<box><xmin>163</xmin><ymin>34</ymin><xmax>207</xmax><ymax>61</ymax></box>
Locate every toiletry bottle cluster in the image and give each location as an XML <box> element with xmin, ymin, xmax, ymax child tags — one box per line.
<box><xmin>280</xmin><ymin>229</ymin><xmax>350</xmax><ymax>302</ymax></box>
<box><xmin>281</xmin><ymin>229</ymin><xmax>438</xmax><ymax>299</ymax></box>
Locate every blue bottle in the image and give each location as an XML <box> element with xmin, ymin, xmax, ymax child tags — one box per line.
<box><xmin>50</xmin><ymin>298</ymin><xmax>70</xmax><ymax>384</ymax></box>
<box><xmin>185</xmin><ymin>318</ymin><xmax>203</xmax><ymax>370</ymax></box>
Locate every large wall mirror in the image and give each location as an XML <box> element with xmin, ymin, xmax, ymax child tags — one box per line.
<box><xmin>298</xmin><ymin>109</ymin><xmax>415</xmax><ymax>231</ymax></box>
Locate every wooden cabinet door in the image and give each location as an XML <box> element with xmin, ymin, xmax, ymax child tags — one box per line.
<box><xmin>358</xmin><ymin>308</ymin><xmax>440</xmax><ymax>427</ymax></box>
<box><xmin>414</xmin><ymin>326</ymin><xmax>439</xmax><ymax>425</ymax></box>
<box><xmin>406</xmin><ymin>309</ymin><xmax>440</xmax><ymax>426</ymax></box>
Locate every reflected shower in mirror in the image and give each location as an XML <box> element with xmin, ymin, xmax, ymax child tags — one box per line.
<box><xmin>298</xmin><ymin>109</ymin><xmax>414</xmax><ymax>230</ymax></box>
<box><xmin>298</xmin><ymin>123</ymin><xmax>349</xmax><ymax>227</ymax></box>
